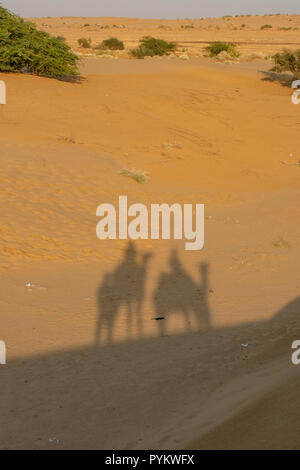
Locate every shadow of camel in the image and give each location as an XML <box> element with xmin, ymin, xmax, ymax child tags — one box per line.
<box><xmin>153</xmin><ymin>249</ymin><xmax>211</xmax><ymax>336</ymax></box>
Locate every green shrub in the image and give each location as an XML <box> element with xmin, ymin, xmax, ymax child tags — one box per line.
<box><xmin>141</xmin><ymin>36</ymin><xmax>176</xmax><ymax>55</ymax></box>
<box><xmin>205</xmin><ymin>41</ymin><xmax>240</xmax><ymax>58</ymax></box>
<box><xmin>130</xmin><ymin>46</ymin><xmax>156</xmax><ymax>59</ymax></box>
<box><xmin>0</xmin><ymin>6</ymin><xmax>79</xmax><ymax>78</ymax></box>
<box><xmin>261</xmin><ymin>24</ymin><xmax>272</xmax><ymax>29</ymax></box>
<box><xmin>78</xmin><ymin>37</ymin><xmax>91</xmax><ymax>48</ymax></box>
<box><xmin>271</xmin><ymin>49</ymin><xmax>300</xmax><ymax>79</ymax></box>
<box><xmin>130</xmin><ymin>36</ymin><xmax>176</xmax><ymax>59</ymax></box>
<box><xmin>96</xmin><ymin>37</ymin><xmax>124</xmax><ymax>50</ymax></box>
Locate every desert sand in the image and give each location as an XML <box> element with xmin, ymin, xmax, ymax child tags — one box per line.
<box><xmin>28</xmin><ymin>14</ymin><xmax>300</xmax><ymax>57</ymax></box>
<box><xmin>1</xmin><ymin>15</ymin><xmax>300</xmax><ymax>450</ymax></box>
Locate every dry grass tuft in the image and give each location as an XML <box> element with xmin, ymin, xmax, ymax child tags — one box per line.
<box><xmin>120</xmin><ymin>168</ymin><xmax>150</xmax><ymax>184</ymax></box>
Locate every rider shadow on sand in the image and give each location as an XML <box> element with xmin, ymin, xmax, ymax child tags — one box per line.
<box><xmin>95</xmin><ymin>242</ymin><xmax>152</xmax><ymax>345</ymax></box>
<box><xmin>153</xmin><ymin>250</ymin><xmax>211</xmax><ymax>336</ymax></box>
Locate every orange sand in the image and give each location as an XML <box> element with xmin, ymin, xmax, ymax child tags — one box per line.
<box><xmin>1</xmin><ymin>30</ymin><xmax>300</xmax><ymax>449</ymax></box>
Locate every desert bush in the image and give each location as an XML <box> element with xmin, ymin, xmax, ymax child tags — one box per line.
<box><xmin>140</xmin><ymin>36</ymin><xmax>176</xmax><ymax>55</ymax></box>
<box><xmin>120</xmin><ymin>168</ymin><xmax>149</xmax><ymax>184</ymax></box>
<box><xmin>261</xmin><ymin>24</ymin><xmax>272</xmax><ymax>29</ymax></box>
<box><xmin>78</xmin><ymin>37</ymin><xmax>91</xmax><ymax>48</ymax></box>
<box><xmin>158</xmin><ymin>25</ymin><xmax>172</xmax><ymax>31</ymax></box>
<box><xmin>96</xmin><ymin>37</ymin><xmax>124</xmax><ymax>50</ymax></box>
<box><xmin>271</xmin><ymin>49</ymin><xmax>300</xmax><ymax>78</ymax></box>
<box><xmin>130</xmin><ymin>46</ymin><xmax>156</xmax><ymax>59</ymax></box>
<box><xmin>130</xmin><ymin>36</ymin><xmax>176</xmax><ymax>59</ymax></box>
<box><xmin>0</xmin><ymin>5</ymin><xmax>79</xmax><ymax>78</ymax></box>
<box><xmin>205</xmin><ymin>42</ymin><xmax>240</xmax><ymax>58</ymax></box>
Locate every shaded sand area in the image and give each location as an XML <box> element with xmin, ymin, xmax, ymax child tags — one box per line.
<box><xmin>1</xmin><ymin>56</ymin><xmax>300</xmax><ymax>449</ymax></box>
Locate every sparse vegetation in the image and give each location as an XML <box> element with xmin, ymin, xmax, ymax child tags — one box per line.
<box><xmin>57</xmin><ymin>135</ymin><xmax>76</xmax><ymax>144</ymax></box>
<box><xmin>130</xmin><ymin>36</ymin><xmax>176</xmax><ymax>59</ymax></box>
<box><xmin>0</xmin><ymin>5</ymin><xmax>79</xmax><ymax>78</ymax></box>
<box><xmin>273</xmin><ymin>237</ymin><xmax>291</xmax><ymax>248</ymax></box>
<box><xmin>130</xmin><ymin>46</ymin><xmax>156</xmax><ymax>59</ymax></box>
<box><xmin>272</xmin><ymin>49</ymin><xmax>300</xmax><ymax>79</ymax></box>
<box><xmin>205</xmin><ymin>41</ymin><xmax>240</xmax><ymax>58</ymax></box>
<box><xmin>261</xmin><ymin>24</ymin><xmax>273</xmax><ymax>29</ymax></box>
<box><xmin>120</xmin><ymin>168</ymin><xmax>149</xmax><ymax>184</ymax></box>
<box><xmin>78</xmin><ymin>37</ymin><xmax>91</xmax><ymax>48</ymax></box>
<box><xmin>96</xmin><ymin>37</ymin><xmax>124</xmax><ymax>51</ymax></box>
<box><xmin>158</xmin><ymin>25</ymin><xmax>172</xmax><ymax>30</ymax></box>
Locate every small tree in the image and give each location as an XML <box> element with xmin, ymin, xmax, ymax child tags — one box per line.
<box><xmin>272</xmin><ymin>49</ymin><xmax>300</xmax><ymax>79</ymax></box>
<box><xmin>0</xmin><ymin>6</ymin><xmax>79</xmax><ymax>78</ymax></box>
<box><xmin>130</xmin><ymin>36</ymin><xmax>176</xmax><ymax>59</ymax></box>
<box><xmin>96</xmin><ymin>37</ymin><xmax>124</xmax><ymax>50</ymax></box>
<box><xmin>205</xmin><ymin>42</ymin><xmax>239</xmax><ymax>58</ymax></box>
<box><xmin>78</xmin><ymin>37</ymin><xmax>91</xmax><ymax>48</ymax></box>
<box><xmin>139</xmin><ymin>36</ymin><xmax>176</xmax><ymax>55</ymax></box>
<box><xmin>130</xmin><ymin>46</ymin><xmax>156</xmax><ymax>59</ymax></box>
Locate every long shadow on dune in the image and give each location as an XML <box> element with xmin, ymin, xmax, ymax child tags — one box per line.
<box><xmin>3</xmin><ymin>296</ymin><xmax>300</xmax><ymax>450</ymax></box>
<box><xmin>2</xmin><ymin>249</ymin><xmax>300</xmax><ymax>449</ymax></box>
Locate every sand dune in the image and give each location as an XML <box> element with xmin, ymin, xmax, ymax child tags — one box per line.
<box><xmin>1</xmin><ymin>40</ymin><xmax>300</xmax><ymax>448</ymax></box>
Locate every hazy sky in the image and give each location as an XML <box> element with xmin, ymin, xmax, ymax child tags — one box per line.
<box><xmin>2</xmin><ymin>0</ymin><xmax>300</xmax><ymax>19</ymax></box>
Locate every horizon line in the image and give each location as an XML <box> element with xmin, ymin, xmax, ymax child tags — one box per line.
<box><xmin>24</xmin><ymin>13</ymin><xmax>300</xmax><ymax>19</ymax></box>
